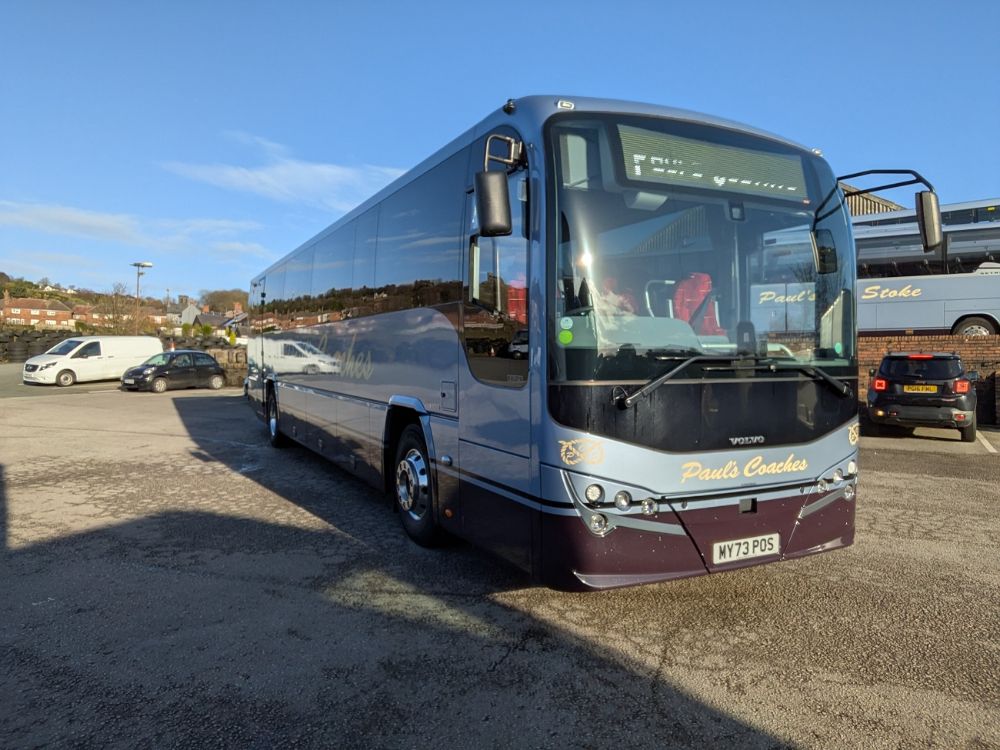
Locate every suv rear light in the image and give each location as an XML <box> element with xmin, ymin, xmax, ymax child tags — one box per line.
<box><xmin>955</xmin><ymin>379</ymin><xmax>971</xmax><ymax>393</ymax></box>
<box><xmin>873</xmin><ymin>377</ymin><xmax>887</xmax><ymax>391</ymax></box>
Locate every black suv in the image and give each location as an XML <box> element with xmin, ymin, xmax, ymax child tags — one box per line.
<box><xmin>867</xmin><ymin>352</ymin><xmax>979</xmax><ymax>442</ymax></box>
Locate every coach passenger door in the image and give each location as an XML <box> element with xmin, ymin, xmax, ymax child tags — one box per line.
<box><xmin>459</xmin><ymin>132</ymin><xmax>534</xmax><ymax>572</ymax></box>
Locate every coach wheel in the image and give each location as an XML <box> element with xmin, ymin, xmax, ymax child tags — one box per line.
<box><xmin>56</xmin><ymin>369</ymin><xmax>76</xmax><ymax>387</ymax></box>
<box><xmin>393</xmin><ymin>424</ymin><xmax>440</xmax><ymax>546</ymax></box>
<box><xmin>267</xmin><ymin>390</ymin><xmax>288</xmax><ymax>448</ymax></box>
<box><xmin>952</xmin><ymin>316</ymin><xmax>996</xmax><ymax>337</ymax></box>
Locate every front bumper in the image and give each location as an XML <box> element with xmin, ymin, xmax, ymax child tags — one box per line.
<box><xmin>121</xmin><ymin>373</ymin><xmax>154</xmax><ymax>390</ymax></box>
<box><xmin>22</xmin><ymin>368</ymin><xmax>57</xmax><ymax>385</ymax></box>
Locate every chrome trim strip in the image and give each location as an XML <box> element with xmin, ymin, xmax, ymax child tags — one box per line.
<box><xmin>798</xmin><ymin>487</ymin><xmax>847</xmax><ymax>519</ymax></box>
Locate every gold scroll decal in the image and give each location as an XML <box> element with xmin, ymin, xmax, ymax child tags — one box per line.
<box><xmin>559</xmin><ymin>439</ymin><xmax>605</xmax><ymax>466</ymax></box>
<box><xmin>860</xmin><ymin>284</ymin><xmax>922</xmax><ymax>300</ymax></box>
<box><xmin>681</xmin><ymin>454</ymin><xmax>808</xmax><ymax>483</ymax></box>
<box><xmin>848</xmin><ymin>423</ymin><xmax>860</xmax><ymax>446</ymax></box>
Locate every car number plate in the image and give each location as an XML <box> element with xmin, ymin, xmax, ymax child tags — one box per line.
<box><xmin>123</xmin><ymin>378</ymin><xmax>135</xmax><ymax>384</ymax></box>
<box><xmin>712</xmin><ymin>533</ymin><xmax>779</xmax><ymax>565</ymax></box>
<box><xmin>903</xmin><ymin>384</ymin><xmax>937</xmax><ymax>393</ymax></box>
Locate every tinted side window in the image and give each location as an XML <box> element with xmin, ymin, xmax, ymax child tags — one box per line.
<box><xmin>351</xmin><ymin>207</ymin><xmax>379</xmax><ymax>317</ymax></box>
<box><xmin>262</xmin><ymin>266</ymin><xmax>286</xmax><ymax>330</ymax></box>
<box><xmin>373</xmin><ymin>150</ymin><xmax>466</xmax><ymax>313</ymax></box>
<box><xmin>856</xmin><ymin>235</ymin><xmax>942</xmax><ymax>278</ymax></box>
<box><xmin>312</xmin><ymin>223</ymin><xmax>355</xmax><ymax>322</ymax></box>
<box><xmin>946</xmin><ymin>228</ymin><xmax>1000</xmax><ymax>273</ymax></box>
<box><xmin>174</xmin><ymin>353</ymin><xmax>194</xmax><ymax>367</ymax></box>
<box><xmin>74</xmin><ymin>341</ymin><xmax>101</xmax><ymax>358</ymax></box>
<box><xmin>194</xmin><ymin>353</ymin><xmax>216</xmax><ymax>366</ymax></box>
<box><xmin>282</xmin><ymin>246</ymin><xmax>316</xmax><ymax>330</ymax></box>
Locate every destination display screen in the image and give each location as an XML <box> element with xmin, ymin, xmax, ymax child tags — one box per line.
<box><xmin>618</xmin><ymin>124</ymin><xmax>808</xmax><ymax>201</ymax></box>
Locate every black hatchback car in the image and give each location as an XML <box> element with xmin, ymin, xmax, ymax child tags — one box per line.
<box><xmin>121</xmin><ymin>350</ymin><xmax>226</xmax><ymax>393</ymax></box>
<box><xmin>867</xmin><ymin>352</ymin><xmax>979</xmax><ymax>441</ymax></box>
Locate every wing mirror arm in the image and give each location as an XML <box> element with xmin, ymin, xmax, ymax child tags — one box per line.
<box><xmin>837</xmin><ymin>169</ymin><xmax>942</xmax><ymax>254</ymax></box>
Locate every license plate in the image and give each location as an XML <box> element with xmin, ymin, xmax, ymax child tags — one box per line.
<box><xmin>903</xmin><ymin>384</ymin><xmax>937</xmax><ymax>393</ymax></box>
<box><xmin>123</xmin><ymin>378</ymin><xmax>135</xmax><ymax>384</ymax></box>
<box><xmin>712</xmin><ymin>533</ymin><xmax>780</xmax><ymax>565</ymax></box>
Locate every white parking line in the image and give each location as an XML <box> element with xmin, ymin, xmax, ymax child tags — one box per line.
<box><xmin>978</xmin><ymin>432</ymin><xmax>998</xmax><ymax>454</ymax></box>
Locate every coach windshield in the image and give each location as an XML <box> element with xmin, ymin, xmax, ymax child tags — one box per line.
<box><xmin>546</xmin><ymin>114</ymin><xmax>856</xmax><ymax>386</ymax></box>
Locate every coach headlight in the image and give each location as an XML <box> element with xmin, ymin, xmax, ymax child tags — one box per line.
<box><xmin>844</xmin><ymin>482</ymin><xmax>856</xmax><ymax>502</ymax></box>
<box><xmin>585</xmin><ymin>484</ymin><xmax>604</xmax><ymax>505</ymax></box>
<box><xmin>613</xmin><ymin>491</ymin><xmax>632</xmax><ymax>510</ymax></box>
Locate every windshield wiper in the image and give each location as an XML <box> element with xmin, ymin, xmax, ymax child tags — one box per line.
<box><xmin>615</xmin><ymin>354</ymin><xmax>737</xmax><ymax>410</ymax></box>
<box><xmin>777</xmin><ymin>363</ymin><xmax>853</xmax><ymax>398</ymax></box>
<box><xmin>703</xmin><ymin>358</ymin><xmax>853</xmax><ymax>399</ymax></box>
<box><xmin>616</xmin><ymin>355</ymin><xmax>854</xmax><ymax>409</ymax></box>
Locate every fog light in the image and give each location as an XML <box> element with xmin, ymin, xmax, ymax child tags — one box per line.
<box><xmin>833</xmin><ymin>469</ymin><xmax>844</xmax><ymax>482</ymax></box>
<box><xmin>585</xmin><ymin>484</ymin><xmax>604</xmax><ymax>504</ymax></box>
<box><xmin>641</xmin><ymin>498</ymin><xmax>657</xmax><ymax>516</ymax></box>
<box><xmin>613</xmin><ymin>491</ymin><xmax>631</xmax><ymax>510</ymax></box>
<box><xmin>844</xmin><ymin>483</ymin><xmax>856</xmax><ymax>502</ymax></box>
<box><xmin>589</xmin><ymin>514</ymin><xmax>608</xmax><ymax>533</ymax></box>
<box><xmin>847</xmin><ymin>460</ymin><xmax>858</xmax><ymax>476</ymax></box>
<box><xmin>817</xmin><ymin>479</ymin><xmax>829</xmax><ymax>493</ymax></box>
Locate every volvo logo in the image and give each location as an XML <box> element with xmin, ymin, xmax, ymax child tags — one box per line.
<box><xmin>729</xmin><ymin>435</ymin><xmax>765</xmax><ymax>446</ymax></box>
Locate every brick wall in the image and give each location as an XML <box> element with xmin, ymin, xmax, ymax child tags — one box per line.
<box><xmin>858</xmin><ymin>335</ymin><xmax>1000</xmax><ymax>423</ymax></box>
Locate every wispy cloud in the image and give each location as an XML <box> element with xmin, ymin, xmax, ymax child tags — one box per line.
<box><xmin>0</xmin><ymin>200</ymin><xmax>144</xmax><ymax>244</ymax></box>
<box><xmin>0</xmin><ymin>200</ymin><xmax>271</xmax><ymax>260</ymax></box>
<box><xmin>162</xmin><ymin>133</ymin><xmax>404</xmax><ymax>213</ymax></box>
<box><xmin>211</xmin><ymin>240</ymin><xmax>272</xmax><ymax>259</ymax></box>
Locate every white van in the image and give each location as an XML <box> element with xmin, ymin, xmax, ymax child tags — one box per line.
<box><xmin>22</xmin><ymin>336</ymin><xmax>164</xmax><ymax>387</ymax></box>
<box><xmin>261</xmin><ymin>337</ymin><xmax>341</xmax><ymax>375</ymax></box>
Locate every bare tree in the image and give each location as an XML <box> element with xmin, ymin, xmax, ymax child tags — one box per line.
<box><xmin>95</xmin><ymin>282</ymin><xmax>133</xmax><ymax>334</ymax></box>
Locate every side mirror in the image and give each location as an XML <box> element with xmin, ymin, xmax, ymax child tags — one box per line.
<box><xmin>475</xmin><ymin>170</ymin><xmax>512</xmax><ymax>237</ymax></box>
<box><xmin>967</xmin><ymin>370</ymin><xmax>980</xmax><ymax>382</ymax></box>
<box><xmin>915</xmin><ymin>191</ymin><xmax>942</xmax><ymax>253</ymax></box>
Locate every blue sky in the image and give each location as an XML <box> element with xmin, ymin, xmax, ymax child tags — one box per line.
<box><xmin>1</xmin><ymin>0</ymin><xmax>998</xmax><ymax>303</ymax></box>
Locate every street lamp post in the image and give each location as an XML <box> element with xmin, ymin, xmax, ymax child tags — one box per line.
<box><xmin>131</xmin><ymin>261</ymin><xmax>153</xmax><ymax>334</ymax></box>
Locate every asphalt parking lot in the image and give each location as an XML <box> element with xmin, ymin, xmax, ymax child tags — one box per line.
<box><xmin>1</xmin><ymin>371</ymin><xmax>998</xmax><ymax>748</ymax></box>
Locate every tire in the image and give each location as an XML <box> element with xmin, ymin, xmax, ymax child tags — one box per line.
<box><xmin>208</xmin><ymin>374</ymin><xmax>224</xmax><ymax>390</ymax></box>
<box><xmin>266</xmin><ymin>389</ymin><xmax>288</xmax><ymax>448</ymax></box>
<box><xmin>960</xmin><ymin>418</ymin><xmax>977</xmax><ymax>443</ymax></box>
<box><xmin>393</xmin><ymin>424</ymin><xmax>441</xmax><ymax>546</ymax></box>
<box><xmin>151</xmin><ymin>377</ymin><xmax>168</xmax><ymax>394</ymax></box>
<box><xmin>56</xmin><ymin>370</ymin><xmax>76</xmax><ymax>387</ymax></box>
<box><xmin>952</xmin><ymin>316</ymin><xmax>997</xmax><ymax>337</ymax></box>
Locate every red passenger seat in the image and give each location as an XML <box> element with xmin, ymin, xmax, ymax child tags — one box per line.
<box><xmin>673</xmin><ymin>272</ymin><xmax>725</xmax><ymax>335</ymax></box>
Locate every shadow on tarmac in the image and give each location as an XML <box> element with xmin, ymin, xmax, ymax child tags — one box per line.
<box><xmin>0</xmin><ymin>396</ymin><xmax>788</xmax><ymax>748</ymax></box>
